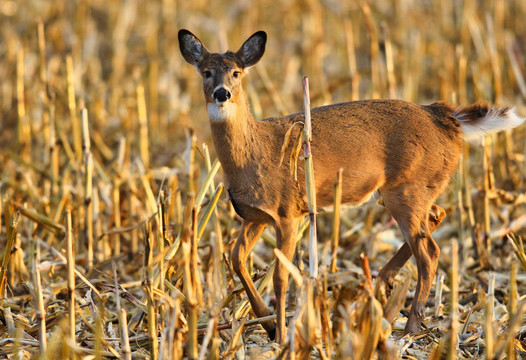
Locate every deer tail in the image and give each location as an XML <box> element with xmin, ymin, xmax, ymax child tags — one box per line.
<box><xmin>453</xmin><ymin>102</ymin><xmax>525</xmax><ymax>143</ymax></box>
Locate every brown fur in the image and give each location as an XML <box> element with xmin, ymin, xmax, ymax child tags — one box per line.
<box><xmin>178</xmin><ymin>29</ymin><xmax>511</xmax><ymax>342</ymax></box>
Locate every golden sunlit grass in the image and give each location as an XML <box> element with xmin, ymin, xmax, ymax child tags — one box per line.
<box><xmin>1</xmin><ymin>0</ymin><xmax>526</xmax><ymax>359</ymax></box>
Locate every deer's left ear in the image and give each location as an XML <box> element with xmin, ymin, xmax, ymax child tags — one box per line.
<box><xmin>236</xmin><ymin>31</ymin><xmax>267</xmax><ymax>68</ymax></box>
<box><xmin>179</xmin><ymin>29</ymin><xmax>210</xmax><ymax>66</ymax></box>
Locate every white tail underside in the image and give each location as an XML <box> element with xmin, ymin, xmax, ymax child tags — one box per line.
<box><xmin>456</xmin><ymin>107</ymin><xmax>525</xmax><ymax>143</ymax></box>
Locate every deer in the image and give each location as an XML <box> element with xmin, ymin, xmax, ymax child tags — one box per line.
<box><xmin>178</xmin><ymin>29</ymin><xmax>525</xmax><ymax>343</ymax></box>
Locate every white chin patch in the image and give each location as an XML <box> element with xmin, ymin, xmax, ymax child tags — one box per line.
<box><xmin>207</xmin><ymin>102</ymin><xmax>236</xmax><ymax>122</ymax></box>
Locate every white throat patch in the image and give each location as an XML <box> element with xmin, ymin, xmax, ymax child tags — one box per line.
<box><xmin>207</xmin><ymin>102</ymin><xmax>237</xmax><ymax>122</ymax></box>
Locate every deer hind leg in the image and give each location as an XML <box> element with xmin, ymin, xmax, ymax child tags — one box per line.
<box><xmin>378</xmin><ymin>204</ymin><xmax>446</xmax><ymax>286</ymax></box>
<box><xmin>231</xmin><ymin>221</ymin><xmax>275</xmax><ymax>337</ymax></box>
<box><xmin>404</xmin><ymin>226</ymin><xmax>440</xmax><ymax>334</ymax></box>
<box><xmin>273</xmin><ymin>218</ymin><xmax>300</xmax><ymax>344</ymax></box>
<box><xmin>381</xmin><ymin>191</ymin><xmax>442</xmax><ymax>334</ymax></box>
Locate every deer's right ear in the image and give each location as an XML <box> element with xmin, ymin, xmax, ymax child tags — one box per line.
<box><xmin>178</xmin><ymin>29</ymin><xmax>209</xmax><ymax>66</ymax></box>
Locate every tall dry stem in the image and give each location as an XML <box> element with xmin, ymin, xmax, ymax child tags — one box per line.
<box><xmin>31</xmin><ymin>233</ymin><xmax>47</xmax><ymax>356</ymax></box>
<box><xmin>17</xmin><ymin>48</ymin><xmax>30</xmax><ymax>158</ymax></box>
<box><xmin>0</xmin><ymin>210</ymin><xmax>20</xmax><ymax>303</ymax></box>
<box><xmin>137</xmin><ymin>83</ymin><xmax>150</xmax><ymax>169</ymax></box>
<box><xmin>144</xmin><ymin>221</ymin><xmax>159</xmax><ymax>359</ymax></box>
<box><xmin>66</xmin><ymin>55</ymin><xmax>81</xmax><ymax>161</ymax></box>
<box><xmin>302</xmin><ymin>76</ymin><xmax>318</xmax><ymax>278</ymax></box>
<box><xmin>448</xmin><ymin>240</ymin><xmax>459</xmax><ymax>360</ymax></box>
<box><xmin>81</xmin><ymin>108</ymin><xmax>94</xmax><ymax>268</ymax></box>
<box><xmin>65</xmin><ymin>209</ymin><xmax>76</xmax><ymax>358</ymax></box>
<box><xmin>330</xmin><ymin>168</ymin><xmax>343</xmax><ymax>274</ymax></box>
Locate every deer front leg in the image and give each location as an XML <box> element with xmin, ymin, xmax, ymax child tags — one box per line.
<box><xmin>231</xmin><ymin>221</ymin><xmax>275</xmax><ymax>338</ymax></box>
<box><xmin>273</xmin><ymin>218</ymin><xmax>299</xmax><ymax>344</ymax></box>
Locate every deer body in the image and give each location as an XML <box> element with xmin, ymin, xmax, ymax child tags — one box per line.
<box><xmin>179</xmin><ymin>29</ymin><xmax>525</xmax><ymax>343</ymax></box>
<box><xmin>212</xmin><ymin>100</ymin><xmax>463</xmax><ymax>222</ymax></box>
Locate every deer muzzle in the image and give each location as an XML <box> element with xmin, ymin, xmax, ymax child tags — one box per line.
<box><xmin>213</xmin><ymin>87</ymin><xmax>231</xmax><ymax>103</ymax></box>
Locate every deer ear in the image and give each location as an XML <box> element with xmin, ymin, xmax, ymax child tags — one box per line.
<box><xmin>178</xmin><ymin>29</ymin><xmax>210</xmax><ymax>66</ymax></box>
<box><xmin>236</xmin><ymin>31</ymin><xmax>267</xmax><ymax>68</ymax></box>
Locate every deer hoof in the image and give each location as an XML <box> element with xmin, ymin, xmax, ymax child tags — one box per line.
<box><xmin>403</xmin><ymin>315</ymin><xmax>422</xmax><ymax>335</ymax></box>
<box><xmin>266</xmin><ymin>326</ymin><xmax>276</xmax><ymax>341</ymax></box>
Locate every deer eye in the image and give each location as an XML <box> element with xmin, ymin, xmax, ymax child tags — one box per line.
<box><xmin>233</xmin><ymin>71</ymin><xmax>241</xmax><ymax>78</ymax></box>
<box><xmin>203</xmin><ymin>70</ymin><xmax>212</xmax><ymax>79</ymax></box>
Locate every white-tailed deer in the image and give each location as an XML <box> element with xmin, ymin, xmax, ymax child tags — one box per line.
<box><xmin>178</xmin><ymin>29</ymin><xmax>525</xmax><ymax>343</ymax></box>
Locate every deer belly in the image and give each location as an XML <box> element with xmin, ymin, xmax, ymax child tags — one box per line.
<box><xmin>227</xmin><ymin>188</ymin><xmax>274</xmax><ymax>222</ymax></box>
<box><xmin>319</xmin><ymin>188</ymin><xmax>381</xmax><ymax>212</ymax></box>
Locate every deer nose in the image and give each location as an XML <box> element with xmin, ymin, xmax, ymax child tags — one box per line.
<box><xmin>213</xmin><ymin>88</ymin><xmax>231</xmax><ymax>103</ymax></box>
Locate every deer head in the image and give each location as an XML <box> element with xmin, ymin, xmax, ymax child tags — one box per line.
<box><xmin>178</xmin><ymin>29</ymin><xmax>267</xmax><ymax>123</ymax></box>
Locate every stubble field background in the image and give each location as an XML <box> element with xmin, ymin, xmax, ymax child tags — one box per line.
<box><xmin>1</xmin><ymin>0</ymin><xmax>526</xmax><ymax>358</ymax></box>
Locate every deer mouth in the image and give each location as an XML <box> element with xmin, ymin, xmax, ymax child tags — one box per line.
<box><xmin>207</xmin><ymin>101</ymin><xmax>236</xmax><ymax>122</ymax></box>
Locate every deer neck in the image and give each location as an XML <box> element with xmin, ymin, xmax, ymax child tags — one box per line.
<box><xmin>208</xmin><ymin>96</ymin><xmax>261</xmax><ymax>174</ymax></box>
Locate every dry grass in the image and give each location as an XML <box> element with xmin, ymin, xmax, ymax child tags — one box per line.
<box><xmin>1</xmin><ymin>0</ymin><xmax>526</xmax><ymax>359</ymax></box>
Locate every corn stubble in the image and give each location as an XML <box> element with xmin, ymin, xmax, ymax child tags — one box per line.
<box><xmin>1</xmin><ymin>0</ymin><xmax>526</xmax><ymax>359</ymax></box>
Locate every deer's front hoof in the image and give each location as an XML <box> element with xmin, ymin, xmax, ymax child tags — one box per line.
<box><xmin>403</xmin><ymin>314</ymin><xmax>423</xmax><ymax>335</ymax></box>
<box><xmin>266</xmin><ymin>326</ymin><xmax>276</xmax><ymax>341</ymax></box>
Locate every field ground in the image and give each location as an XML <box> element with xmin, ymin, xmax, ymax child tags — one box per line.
<box><xmin>1</xmin><ymin>0</ymin><xmax>526</xmax><ymax>359</ymax></box>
